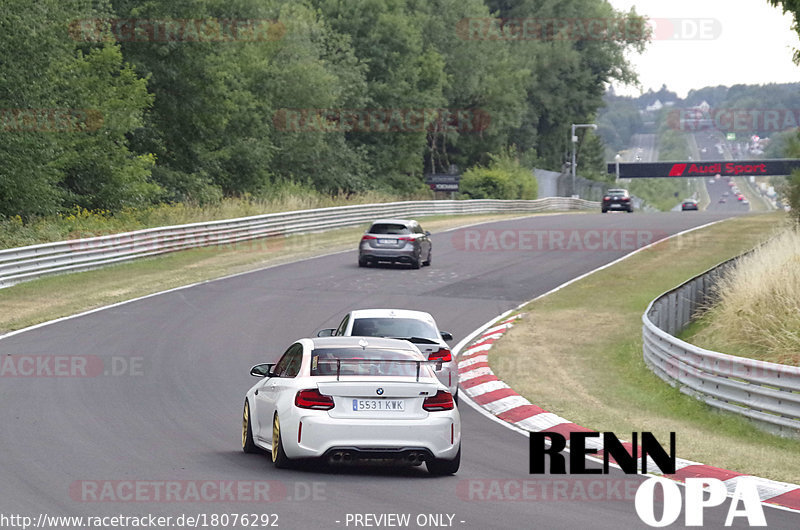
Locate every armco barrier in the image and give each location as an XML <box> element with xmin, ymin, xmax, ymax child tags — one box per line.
<box><xmin>0</xmin><ymin>197</ymin><xmax>598</xmax><ymax>289</ymax></box>
<box><xmin>642</xmin><ymin>255</ymin><xmax>800</xmax><ymax>438</ymax></box>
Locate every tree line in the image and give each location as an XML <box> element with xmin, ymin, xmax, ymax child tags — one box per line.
<box><xmin>0</xmin><ymin>0</ymin><xmax>647</xmax><ymax>219</ymax></box>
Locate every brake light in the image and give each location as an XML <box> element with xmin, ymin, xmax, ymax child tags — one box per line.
<box><xmin>398</xmin><ymin>236</ymin><xmax>414</xmax><ymax>241</ymax></box>
<box><xmin>428</xmin><ymin>348</ymin><xmax>452</xmax><ymax>363</ymax></box>
<box><xmin>423</xmin><ymin>390</ymin><xmax>454</xmax><ymax>411</ymax></box>
<box><xmin>295</xmin><ymin>389</ymin><xmax>334</xmax><ymax>410</ymax></box>
<box><xmin>622</xmin><ymin>197</ymin><xmax>630</xmax><ymax>201</ymax></box>
<box><xmin>603</xmin><ymin>196</ymin><xmax>610</xmax><ymax>201</ymax></box>
<box><xmin>361</xmin><ymin>235</ymin><xmax>377</xmax><ymax>241</ymax></box>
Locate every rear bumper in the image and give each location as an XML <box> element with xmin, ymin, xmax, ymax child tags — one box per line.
<box><xmin>283</xmin><ymin>413</ymin><xmax>460</xmax><ymax>461</ymax></box>
<box><xmin>602</xmin><ymin>202</ymin><xmax>632</xmax><ymax>211</ymax></box>
<box><xmin>360</xmin><ymin>248</ymin><xmax>416</xmax><ymax>262</ymax></box>
<box><xmin>323</xmin><ymin>447</ymin><xmax>434</xmax><ymax>465</ymax></box>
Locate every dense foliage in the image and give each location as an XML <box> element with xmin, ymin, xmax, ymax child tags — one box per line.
<box><xmin>1</xmin><ymin>0</ymin><xmax>647</xmax><ymax>218</ymax></box>
<box><xmin>458</xmin><ymin>147</ymin><xmax>537</xmax><ymax>200</ymax></box>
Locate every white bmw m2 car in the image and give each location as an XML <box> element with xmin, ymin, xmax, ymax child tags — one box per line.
<box><xmin>242</xmin><ymin>336</ymin><xmax>461</xmax><ymax>474</ymax></box>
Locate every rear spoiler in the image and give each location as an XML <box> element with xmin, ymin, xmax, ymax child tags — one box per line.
<box><xmin>315</xmin><ymin>358</ymin><xmax>443</xmax><ymax>381</ymax></box>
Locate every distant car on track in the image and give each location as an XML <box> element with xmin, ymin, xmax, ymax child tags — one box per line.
<box><xmin>601</xmin><ymin>189</ymin><xmax>633</xmax><ymax>213</ymax></box>
<box><xmin>358</xmin><ymin>219</ymin><xmax>432</xmax><ymax>269</ymax></box>
<box><xmin>317</xmin><ymin>309</ymin><xmax>458</xmax><ymax>400</ymax></box>
<box><xmin>242</xmin><ymin>336</ymin><xmax>461</xmax><ymax>474</ymax></box>
<box><xmin>719</xmin><ymin>197</ymin><xmax>727</xmax><ymax>203</ymax></box>
<box><xmin>681</xmin><ymin>199</ymin><xmax>699</xmax><ymax>211</ymax></box>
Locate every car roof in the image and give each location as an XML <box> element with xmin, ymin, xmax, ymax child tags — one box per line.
<box><xmin>368</xmin><ymin>219</ymin><xmax>416</xmax><ymax>226</ymax></box>
<box><xmin>348</xmin><ymin>308</ymin><xmax>436</xmax><ymax>323</ymax></box>
<box><xmin>310</xmin><ymin>335</ymin><xmax>422</xmax><ymax>353</ymax></box>
<box><xmin>607</xmin><ymin>188</ymin><xmax>628</xmax><ymax>193</ymax></box>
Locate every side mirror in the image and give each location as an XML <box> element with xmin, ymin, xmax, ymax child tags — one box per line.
<box><xmin>425</xmin><ymin>231</ymin><xmax>431</xmax><ymax>236</ymax></box>
<box><xmin>317</xmin><ymin>328</ymin><xmax>335</xmax><ymax>337</ymax></box>
<box><xmin>440</xmin><ymin>331</ymin><xmax>453</xmax><ymax>342</ymax></box>
<box><xmin>250</xmin><ymin>363</ymin><xmax>274</xmax><ymax>378</ymax></box>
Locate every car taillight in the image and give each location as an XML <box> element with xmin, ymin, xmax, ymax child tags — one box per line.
<box><xmin>423</xmin><ymin>390</ymin><xmax>454</xmax><ymax>411</ymax></box>
<box><xmin>603</xmin><ymin>196</ymin><xmax>610</xmax><ymax>201</ymax></box>
<box><xmin>397</xmin><ymin>236</ymin><xmax>413</xmax><ymax>241</ymax></box>
<box><xmin>361</xmin><ymin>235</ymin><xmax>377</xmax><ymax>241</ymax></box>
<box><xmin>295</xmin><ymin>389</ymin><xmax>334</xmax><ymax>410</ymax></box>
<box><xmin>622</xmin><ymin>197</ymin><xmax>630</xmax><ymax>201</ymax></box>
<box><xmin>428</xmin><ymin>348</ymin><xmax>452</xmax><ymax>363</ymax></box>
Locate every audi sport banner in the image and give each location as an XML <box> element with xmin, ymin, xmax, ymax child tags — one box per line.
<box><xmin>607</xmin><ymin>159</ymin><xmax>800</xmax><ymax>178</ymax></box>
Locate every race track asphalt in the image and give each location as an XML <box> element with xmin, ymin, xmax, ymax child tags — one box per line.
<box><xmin>2</xmin><ymin>209</ymin><xmax>795</xmax><ymax>529</ymax></box>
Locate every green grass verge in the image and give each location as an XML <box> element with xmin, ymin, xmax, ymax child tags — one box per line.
<box><xmin>0</xmin><ymin>212</ymin><xmax>548</xmax><ymax>334</ymax></box>
<box><xmin>0</xmin><ymin>190</ymin><xmax>428</xmax><ymax>250</ymax></box>
<box><xmin>489</xmin><ymin>212</ymin><xmax>800</xmax><ymax>483</ymax></box>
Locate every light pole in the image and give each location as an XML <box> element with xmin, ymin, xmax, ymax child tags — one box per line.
<box><xmin>571</xmin><ymin>123</ymin><xmax>597</xmax><ymax>197</ymax></box>
<box><xmin>615</xmin><ymin>153</ymin><xmax>621</xmax><ymax>182</ymax></box>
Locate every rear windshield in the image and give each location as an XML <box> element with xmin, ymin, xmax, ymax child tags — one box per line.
<box><xmin>351</xmin><ymin>318</ymin><xmax>439</xmax><ymax>341</ymax></box>
<box><xmin>369</xmin><ymin>223</ymin><xmax>410</xmax><ymax>235</ymax></box>
<box><xmin>310</xmin><ymin>348</ymin><xmax>428</xmax><ymax>377</ymax></box>
<box><xmin>608</xmin><ymin>190</ymin><xmax>627</xmax><ymax>197</ymax></box>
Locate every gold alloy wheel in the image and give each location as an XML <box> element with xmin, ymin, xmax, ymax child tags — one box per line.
<box><xmin>242</xmin><ymin>402</ymin><xmax>250</xmax><ymax>449</ymax></box>
<box><xmin>272</xmin><ymin>414</ymin><xmax>280</xmax><ymax>462</ymax></box>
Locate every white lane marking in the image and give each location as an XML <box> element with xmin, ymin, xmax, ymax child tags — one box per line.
<box><xmin>463</xmin><ymin>379</ymin><xmax>510</xmax><ymax>397</ymax></box>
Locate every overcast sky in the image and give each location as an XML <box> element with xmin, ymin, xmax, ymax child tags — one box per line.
<box><xmin>607</xmin><ymin>0</ymin><xmax>800</xmax><ymax>98</ymax></box>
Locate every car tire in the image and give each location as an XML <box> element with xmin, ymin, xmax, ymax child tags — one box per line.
<box><xmin>271</xmin><ymin>414</ymin><xmax>291</xmax><ymax>469</ymax></box>
<box><xmin>422</xmin><ymin>250</ymin><xmax>432</xmax><ymax>267</ymax></box>
<box><xmin>427</xmin><ymin>446</ymin><xmax>460</xmax><ymax>475</ymax></box>
<box><xmin>601</xmin><ymin>209</ymin><xmax>607</xmax><ymax>213</ymax></box>
<box><xmin>242</xmin><ymin>400</ymin><xmax>260</xmax><ymax>454</ymax></box>
<box><xmin>627</xmin><ymin>208</ymin><xmax>633</xmax><ymax>213</ymax></box>
<box><xmin>410</xmin><ymin>253</ymin><xmax>421</xmax><ymax>269</ymax></box>
<box><xmin>358</xmin><ymin>257</ymin><xmax>368</xmax><ymax>268</ymax></box>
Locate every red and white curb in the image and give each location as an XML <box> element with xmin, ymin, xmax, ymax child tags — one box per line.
<box><xmin>457</xmin><ymin>314</ymin><xmax>800</xmax><ymax>512</ymax></box>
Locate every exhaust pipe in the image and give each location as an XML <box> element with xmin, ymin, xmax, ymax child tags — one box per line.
<box><xmin>330</xmin><ymin>451</ymin><xmax>343</xmax><ymax>463</ymax></box>
<box><xmin>406</xmin><ymin>452</ymin><xmax>424</xmax><ymax>465</ymax></box>
<box><xmin>343</xmin><ymin>452</ymin><xmax>353</xmax><ymax>462</ymax></box>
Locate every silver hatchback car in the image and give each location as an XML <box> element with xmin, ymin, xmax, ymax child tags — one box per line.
<box><xmin>358</xmin><ymin>219</ymin><xmax>432</xmax><ymax>269</ymax></box>
<box><xmin>317</xmin><ymin>309</ymin><xmax>458</xmax><ymax>402</ymax></box>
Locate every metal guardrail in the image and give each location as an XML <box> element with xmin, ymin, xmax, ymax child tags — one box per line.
<box><xmin>642</xmin><ymin>255</ymin><xmax>800</xmax><ymax>438</ymax></box>
<box><xmin>0</xmin><ymin>197</ymin><xmax>598</xmax><ymax>289</ymax></box>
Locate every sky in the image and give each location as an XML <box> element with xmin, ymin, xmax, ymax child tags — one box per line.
<box><xmin>606</xmin><ymin>0</ymin><xmax>800</xmax><ymax>98</ymax></box>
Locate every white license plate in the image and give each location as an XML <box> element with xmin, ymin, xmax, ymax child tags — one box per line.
<box><xmin>352</xmin><ymin>399</ymin><xmax>405</xmax><ymax>411</ymax></box>
<box><xmin>377</xmin><ymin>238</ymin><xmax>395</xmax><ymax>245</ymax></box>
